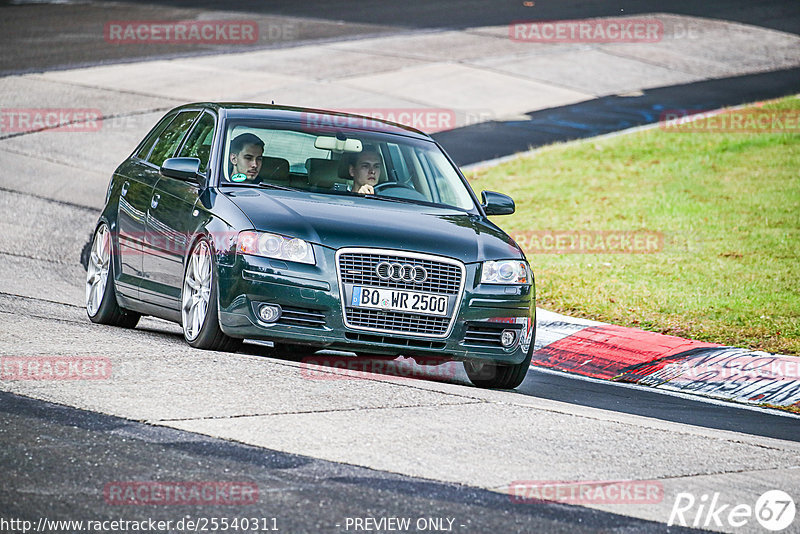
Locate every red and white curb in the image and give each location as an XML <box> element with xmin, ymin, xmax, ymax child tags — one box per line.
<box><xmin>533</xmin><ymin>309</ymin><xmax>800</xmax><ymax>410</ymax></box>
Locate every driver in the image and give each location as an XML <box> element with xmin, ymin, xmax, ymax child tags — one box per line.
<box><xmin>229</xmin><ymin>133</ymin><xmax>264</xmax><ymax>182</ymax></box>
<box><xmin>349</xmin><ymin>146</ymin><xmax>381</xmax><ymax>195</ymax></box>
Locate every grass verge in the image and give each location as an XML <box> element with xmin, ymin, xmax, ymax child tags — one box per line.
<box><xmin>467</xmin><ymin>96</ymin><xmax>800</xmax><ymax>355</ymax></box>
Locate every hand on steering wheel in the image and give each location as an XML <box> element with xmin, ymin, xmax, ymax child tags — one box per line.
<box><xmin>354</xmin><ymin>184</ymin><xmax>374</xmax><ymax>195</ymax></box>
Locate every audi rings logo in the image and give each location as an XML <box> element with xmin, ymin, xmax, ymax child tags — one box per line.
<box><xmin>376</xmin><ymin>261</ymin><xmax>427</xmax><ymax>283</ymax></box>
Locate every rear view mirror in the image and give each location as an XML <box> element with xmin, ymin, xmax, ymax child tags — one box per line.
<box><xmin>481</xmin><ymin>190</ymin><xmax>515</xmax><ymax>215</ymax></box>
<box><xmin>315</xmin><ymin>136</ymin><xmax>363</xmax><ymax>153</ymax></box>
<box><xmin>161</xmin><ymin>157</ymin><xmax>204</xmax><ymax>185</ymax></box>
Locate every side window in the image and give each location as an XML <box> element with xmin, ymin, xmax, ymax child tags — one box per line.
<box><xmin>417</xmin><ymin>152</ymin><xmax>442</xmax><ymax>204</ymax></box>
<box><xmin>177</xmin><ymin>112</ymin><xmax>215</xmax><ymax>173</ymax></box>
<box><xmin>135</xmin><ymin>112</ymin><xmax>176</xmax><ymax>160</ymax></box>
<box><xmin>386</xmin><ymin>143</ymin><xmax>410</xmax><ymax>182</ymax></box>
<box><xmin>147</xmin><ymin>111</ymin><xmax>200</xmax><ymax>167</ymax></box>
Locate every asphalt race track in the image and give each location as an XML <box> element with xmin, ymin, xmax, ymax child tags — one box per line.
<box><xmin>2</xmin><ymin>390</ymin><xmax>705</xmax><ymax>533</ymax></box>
<box><xmin>1</xmin><ymin>1</ymin><xmax>799</xmax><ymax>533</ymax></box>
<box><xmin>2</xmin><ymin>0</ymin><xmax>798</xmax><ymax>76</ymax></box>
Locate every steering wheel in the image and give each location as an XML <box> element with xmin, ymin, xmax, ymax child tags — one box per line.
<box><xmin>374</xmin><ymin>182</ymin><xmax>416</xmax><ymax>193</ymax></box>
<box><xmin>373</xmin><ymin>182</ymin><xmax>429</xmax><ymax>202</ymax></box>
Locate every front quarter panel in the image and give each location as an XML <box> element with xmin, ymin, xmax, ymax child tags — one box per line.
<box><xmin>193</xmin><ymin>188</ymin><xmax>253</xmax><ymax>268</ymax></box>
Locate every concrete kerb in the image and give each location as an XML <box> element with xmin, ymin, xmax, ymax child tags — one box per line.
<box><xmin>534</xmin><ymin>311</ymin><xmax>800</xmax><ymax>410</ymax></box>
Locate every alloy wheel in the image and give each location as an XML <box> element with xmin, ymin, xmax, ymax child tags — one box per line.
<box><xmin>86</xmin><ymin>225</ymin><xmax>110</xmax><ymax>317</ymax></box>
<box><xmin>182</xmin><ymin>240</ymin><xmax>212</xmax><ymax>341</ymax></box>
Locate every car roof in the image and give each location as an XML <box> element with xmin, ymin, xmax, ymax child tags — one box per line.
<box><xmin>175</xmin><ymin>102</ymin><xmax>434</xmax><ymax>141</ymax></box>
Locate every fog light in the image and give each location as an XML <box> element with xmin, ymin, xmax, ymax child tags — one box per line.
<box><xmin>500</xmin><ymin>329</ymin><xmax>517</xmax><ymax>347</ymax></box>
<box><xmin>258</xmin><ymin>304</ymin><xmax>282</xmax><ymax>323</ymax></box>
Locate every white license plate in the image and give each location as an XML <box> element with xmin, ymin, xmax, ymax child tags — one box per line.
<box><xmin>351</xmin><ymin>286</ymin><xmax>448</xmax><ymax>316</ymax></box>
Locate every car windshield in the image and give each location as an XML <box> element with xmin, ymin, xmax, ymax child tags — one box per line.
<box><xmin>219</xmin><ymin>120</ymin><xmax>478</xmax><ymax>212</ymax></box>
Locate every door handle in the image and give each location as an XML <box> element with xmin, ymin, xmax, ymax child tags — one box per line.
<box><xmin>150</xmin><ymin>194</ymin><xmax>160</xmax><ymax>209</ymax></box>
<box><xmin>121</xmin><ymin>181</ymin><xmax>129</xmax><ymax>196</ymax></box>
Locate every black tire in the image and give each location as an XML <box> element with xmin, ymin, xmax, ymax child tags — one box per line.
<box><xmin>181</xmin><ymin>238</ymin><xmax>242</xmax><ymax>352</ymax></box>
<box><xmin>85</xmin><ymin>223</ymin><xmax>141</xmax><ymax>328</ymax></box>
<box><xmin>464</xmin><ymin>339</ymin><xmax>534</xmax><ymax>389</ymax></box>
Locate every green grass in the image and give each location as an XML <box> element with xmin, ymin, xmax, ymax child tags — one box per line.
<box><xmin>466</xmin><ymin>96</ymin><xmax>800</xmax><ymax>355</ymax></box>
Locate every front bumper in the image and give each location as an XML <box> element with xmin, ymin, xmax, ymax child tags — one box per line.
<box><xmin>217</xmin><ymin>246</ymin><xmax>535</xmax><ymax>365</ymax></box>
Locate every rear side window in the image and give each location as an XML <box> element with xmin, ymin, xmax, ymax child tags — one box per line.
<box><xmin>177</xmin><ymin>112</ymin><xmax>216</xmax><ymax>173</ymax></box>
<box><xmin>147</xmin><ymin>110</ymin><xmax>199</xmax><ymax>167</ymax></box>
<box><xmin>135</xmin><ymin>112</ymin><xmax>176</xmax><ymax>160</ymax></box>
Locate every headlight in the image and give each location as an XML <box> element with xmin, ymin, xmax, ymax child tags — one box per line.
<box><xmin>237</xmin><ymin>231</ymin><xmax>315</xmax><ymax>265</ymax></box>
<box><xmin>481</xmin><ymin>260</ymin><xmax>529</xmax><ymax>284</ymax></box>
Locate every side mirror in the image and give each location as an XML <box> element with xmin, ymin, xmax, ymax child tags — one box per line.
<box><xmin>161</xmin><ymin>157</ymin><xmax>204</xmax><ymax>185</ymax></box>
<box><xmin>481</xmin><ymin>190</ymin><xmax>515</xmax><ymax>215</ymax></box>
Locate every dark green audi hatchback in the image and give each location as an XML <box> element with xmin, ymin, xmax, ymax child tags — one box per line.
<box><xmin>86</xmin><ymin>103</ymin><xmax>535</xmax><ymax>389</ymax></box>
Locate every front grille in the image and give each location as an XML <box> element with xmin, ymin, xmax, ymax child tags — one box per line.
<box><xmin>339</xmin><ymin>252</ymin><xmax>461</xmax><ymax>294</ymax></box>
<box><xmin>278</xmin><ymin>306</ymin><xmax>327</xmax><ymax>328</ymax></box>
<box><xmin>337</xmin><ymin>249</ymin><xmax>465</xmax><ymax>337</ymax></box>
<box><xmin>346</xmin><ymin>307</ymin><xmax>451</xmax><ymax>335</ymax></box>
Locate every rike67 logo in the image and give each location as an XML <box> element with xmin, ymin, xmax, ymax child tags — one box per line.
<box><xmin>668</xmin><ymin>490</ymin><xmax>796</xmax><ymax>531</ymax></box>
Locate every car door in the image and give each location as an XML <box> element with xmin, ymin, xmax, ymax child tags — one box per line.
<box><xmin>141</xmin><ymin>111</ymin><xmax>215</xmax><ymax>309</ymax></box>
<box><xmin>114</xmin><ymin>111</ymin><xmax>177</xmax><ymax>298</ymax></box>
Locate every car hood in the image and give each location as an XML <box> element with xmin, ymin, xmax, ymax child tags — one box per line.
<box><xmin>225</xmin><ymin>188</ymin><xmax>522</xmax><ymax>263</ymax></box>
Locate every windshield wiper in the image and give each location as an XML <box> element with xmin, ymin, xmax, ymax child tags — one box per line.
<box><xmin>257</xmin><ymin>182</ymin><xmax>299</xmax><ymax>192</ymax></box>
<box><xmin>358</xmin><ymin>193</ymin><xmax>472</xmax><ymax>213</ymax></box>
<box><xmin>220</xmin><ymin>182</ymin><xmax>299</xmax><ymax>192</ymax></box>
<box><xmin>356</xmin><ymin>193</ymin><xmax>420</xmax><ymax>206</ymax></box>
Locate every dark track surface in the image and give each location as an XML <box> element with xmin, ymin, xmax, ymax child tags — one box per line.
<box><xmin>139</xmin><ymin>0</ymin><xmax>800</xmax><ymax>34</ymax></box>
<box><xmin>436</xmin><ymin>67</ymin><xmax>800</xmax><ymax>166</ymax></box>
<box><xmin>519</xmin><ymin>368</ymin><xmax>800</xmax><ymax>442</ymax></box>
<box><xmin>0</xmin><ymin>390</ymin><xmax>701</xmax><ymax>534</ymax></box>
<box><xmin>1</xmin><ymin>0</ymin><xmax>798</xmax><ymax>75</ymax></box>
